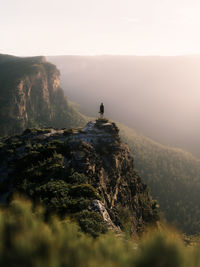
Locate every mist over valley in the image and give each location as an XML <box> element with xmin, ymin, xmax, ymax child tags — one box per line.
<box><xmin>48</xmin><ymin>55</ymin><xmax>200</xmax><ymax>157</ymax></box>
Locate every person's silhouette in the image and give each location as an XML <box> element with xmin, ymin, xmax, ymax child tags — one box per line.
<box><xmin>99</xmin><ymin>103</ymin><xmax>104</xmax><ymax>118</ymax></box>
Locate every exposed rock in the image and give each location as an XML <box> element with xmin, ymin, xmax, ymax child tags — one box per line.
<box><xmin>90</xmin><ymin>199</ymin><xmax>121</xmax><ymax>233</ymax></box>
<box><xmin>0</xmin><ymin>54</ymin><xmax>86</xmax><ymax>137</ymax></box>
<box><xmin>67</xmin><ymin>120</ymin><xmax>159</xmax><ymax>234</ymax></box>
<box><xmin>0</xmin><ymin>119</ymin><xmax>159</xmax><ymax>235</ymax></box>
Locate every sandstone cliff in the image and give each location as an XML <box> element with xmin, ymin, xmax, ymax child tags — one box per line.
<box><xmin>0</xmin><ymin>54</ymin><xmax>86</xmax><ymax>136</ymax></box>
<box><xmin>0</xmin><ymin>119</ymin><xmax>158</xmax><ymax>236</ymax></box>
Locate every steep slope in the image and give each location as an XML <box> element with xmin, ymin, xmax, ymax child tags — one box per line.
<box><xmin>0</xmin><ymin>119</ymin><xmax>159</xmax><ymax>236</ymax></box>
<box><xmin>0</xmin><ymin>54</ymin><xmax>86</xmax><ymax>136</ymax></box>
<box><xmin>120</xmin><ymin>124</ymin><xmax>200</xmax><ymax>234</ymax></box>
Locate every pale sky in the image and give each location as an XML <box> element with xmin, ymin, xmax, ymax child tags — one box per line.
<box><xmin>1</xmin><ymin>0</ymin><xmax>200</xmax><ymax>56</ymax></box>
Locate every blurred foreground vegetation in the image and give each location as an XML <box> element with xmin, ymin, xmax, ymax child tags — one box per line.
<box><xmin>0</xmin><ymin>197</ymin><xmax>200</xmax><ymax>267</ymax></box>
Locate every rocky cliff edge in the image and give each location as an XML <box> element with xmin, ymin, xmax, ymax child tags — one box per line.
<box><xmin>0</xmin><ymin>119</ymin><xmax>159</xmax><ymax>236</ymax></box>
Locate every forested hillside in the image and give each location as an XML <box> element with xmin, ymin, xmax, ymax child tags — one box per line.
<box><xmin>120</xmin><ymin>124</ymin><xmax>200</xmax><ymax>234</ymax></box>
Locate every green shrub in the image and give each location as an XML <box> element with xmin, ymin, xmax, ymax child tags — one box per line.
<box><xmin>76</xmin><ymin>210</ymin><xmax>108</xmax><ymax>238</ymax></box>
<box><xmin>68</xmin><ymin>171</ymin><xmax>88</xmax><ymax>184</ymax></box>
<box><xmin>14</xmin><ymin>152</ymin><xmax>66</xmax><ymax>184</ymax></box>
<box><xmin>70</xmin><ymin>184</ymin><xmax>100</xmax><ymax>199</ymax></box>
<box><xmin>67</xmin><ymin>197</ymin><xmax>91</xmax><ymax>213</ymax></box>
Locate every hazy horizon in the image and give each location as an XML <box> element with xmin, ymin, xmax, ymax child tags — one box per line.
<box><xmin>46</xmin><ymin>53</ymin><xmax>200</xmax><ymax>57</ymax></box>
<box><xmin>5</xmin><ymin>53</ymin><xmax>200</xmax><ymax>58</ymax></box>
<box><xmin>2</xmin><ymin>0</ymin><xmax>200</xmax><ymax>56</ymax></box>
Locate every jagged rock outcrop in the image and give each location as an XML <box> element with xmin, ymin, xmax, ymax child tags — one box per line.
<box><xmin>0</xmin><ymin>54</ymin><xmax>86</xmax><ymax>136</ymax></box>
<box><xmin>0</xmin><ymin>119</ymin><xmax>159</xmax><ymax>235</ymax></box>
<box><xmin>90</xmin><ymin>200</ymin><xmax>121</xmax><ymax>232</ymax></box>
<box><xmin>66</xmin><ymin>119</ymin><xmax>159</xmax><ymax>233</ymax></box>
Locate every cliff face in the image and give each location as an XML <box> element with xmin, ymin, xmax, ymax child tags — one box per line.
<box><xmin>0</xmin><ymin>119</ymin><xmax>158</xmax><ymax>236</ymax></box>
<box><xmin>67</xmin><ymin>119</ymin><xmax>159</xmax><ymax>233</ymax></box>
<box><xmin>0</xmin><ymin>55</ymin><xmax>85</xmax><ymax>136</ymax></box>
